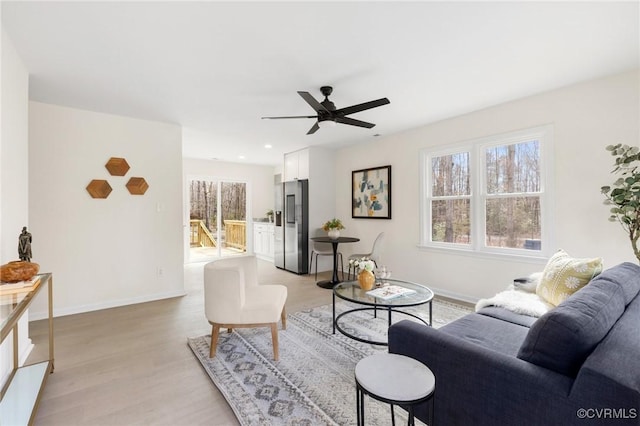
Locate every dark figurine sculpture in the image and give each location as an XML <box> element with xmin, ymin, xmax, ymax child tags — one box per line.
<box><xmin>18</xmin><ymin>226</ymin><xmax>32</xmax><ymax>262</ymax></box>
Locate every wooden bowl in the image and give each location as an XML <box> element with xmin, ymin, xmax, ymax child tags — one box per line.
<box><xmin>0</xmin><ymin>261</ymin><xmax>40</xmax><ymax>283</ymax></box>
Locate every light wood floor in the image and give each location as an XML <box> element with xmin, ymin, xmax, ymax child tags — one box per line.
<box><xmin>27</xmin><ymin>260</ymin><xmax>471</xmax><ymax>425</ymax></box>
<box><xmin>28</xmin><ymin>260</ymin><xmax>335</xmax><ymax>425</ymax></box>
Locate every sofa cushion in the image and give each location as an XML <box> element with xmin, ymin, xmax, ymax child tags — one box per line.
<box><xmin>536</xmin><ymin>249</ymin><xmax>603</xmax><ymax>306</ymax></box>
<box><xmin>518</xmin><ymin>265</ymin><xmax>629</xmax><ymax>377</ymax></box>
<box><xmin>477</xmin><ymin>306</ymin><xmax>538</xmax><ymax>328</ymax></box>
<box><xmin>571</xmin><ymin>290</ymin><xmax>640</xmax><ymax>406</ymax></box>
<box><xmin>607</xmin><ymin>262</ymin><xmax>640</xmax><ymax>304</ymax></box>
<box><xmin>441</xmin><ymin>312</ymin><xmax>530</xmax><ymax>356</ymax></box>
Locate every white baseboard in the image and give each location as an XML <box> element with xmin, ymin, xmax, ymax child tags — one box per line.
<box><xmin>29</xmin><ymin>290</ymin><xmax>187</xmax><ymax>320</ymax></box>
<box><xmin>429</xmin><ymin>285</ymin><xmax>479</xmax><ymax>305</ymax></box>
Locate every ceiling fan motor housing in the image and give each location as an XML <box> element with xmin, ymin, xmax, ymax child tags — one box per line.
<box><xmin>320</xmin><ymin>86</ymin><xmax>333</xmax><ymax>97</ymax></box>
<box><xmin>320</xmin><ymin>86</ymin><xmax>336</xmax><ymax>111</ymax></box>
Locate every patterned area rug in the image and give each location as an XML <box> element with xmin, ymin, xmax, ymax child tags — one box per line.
<box><xmin>187</xmin><ymin>299</ymin><xmax>472</xmax><ymax>426</ymax></box>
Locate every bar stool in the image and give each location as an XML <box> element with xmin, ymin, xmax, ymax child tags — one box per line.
<box><xmin>355</xmin><ymin>353</ymin><xmax>435</xmax><ymax>426</ymax></box>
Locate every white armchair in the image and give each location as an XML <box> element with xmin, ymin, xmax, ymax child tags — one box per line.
<box><xmin>204</xmin><ymin>255</ymin><xmax>287</xmax><ymax>360</ymax></box>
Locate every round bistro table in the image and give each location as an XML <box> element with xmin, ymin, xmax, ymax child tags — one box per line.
<box><xmin>310</xmin><ymin>236</ymin><xmax>359</xmax><ymax>289</ymax></box>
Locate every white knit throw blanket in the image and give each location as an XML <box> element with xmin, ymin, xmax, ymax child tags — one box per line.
<box><xmin>475</xmin><ymin>289</ymin><xmax>553</xmax><ymax>318</ymax></box>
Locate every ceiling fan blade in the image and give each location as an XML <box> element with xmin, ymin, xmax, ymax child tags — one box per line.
<box><xmin>335</xmin><ymin>116</ymin><xmax>376</xmax><ymax>129</ymax></box>
<box><xmin>334</xmin><ymin>98</ymin><xmax>390</xmax><ymax>116</ymax></box>
<box><xmin>298</xmin><ymin>91</ymin><xmax>329</xmax><ymax>113</ymax></box>
<box><xmin>261</xmin><ymin>115</ymin><xmax>317</xmax><ymax>120</ymax></box>
<box><xmin>306</xmin><ymin>122</ymin><xmax>320</xmax><ymax>135</ymax></box>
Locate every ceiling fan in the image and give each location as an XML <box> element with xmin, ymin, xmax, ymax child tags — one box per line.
<box><xmin>261</xmin><ymin>86</ymin><xmax>390</xmax><ymax>135</ymax></box>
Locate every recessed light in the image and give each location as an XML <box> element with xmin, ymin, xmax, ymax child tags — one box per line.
<box><xmin>238</xmin><ymin>155</ymin><xmax>245</xmax><ymax>160</ymax></box>
<box><xmin>264</xmin><ymin>144</ymin><xmax>272</xmax><ymax>149</ymax></box>
<box><xmin>373</xmin><ymin>134</ymin><xmax>381</xmax><ymax>137</ymax></box>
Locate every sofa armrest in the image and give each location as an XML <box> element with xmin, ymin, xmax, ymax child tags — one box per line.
<box><xmin>388</xmin><ymin>320</ymin><xmax>576</xmax><ymax>426</ymax></box>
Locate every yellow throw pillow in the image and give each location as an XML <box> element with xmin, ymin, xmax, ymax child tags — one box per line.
<box><xmin>536</xmin><ymin>249</ymin><xmax>603</xmax><ymax>306</ymax></box>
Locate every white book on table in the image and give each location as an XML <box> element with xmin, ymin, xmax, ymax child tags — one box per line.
<box><xmin>366</xmin><ymin>285</ymin><xmax>416</xmax><ymax>300</ymax></box>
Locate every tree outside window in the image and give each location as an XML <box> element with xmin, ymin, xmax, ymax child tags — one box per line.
<box><xmin>422</xmin><ymin>125</ymin><xmax>552</xmax><ymax>257</ymax></box>
<box><xmin>430</xmin><ymin>152</ymin><xmax>471</xmax><ymax>244</ymax></box>
<box><xmin>484</xmin><ymin>140</ymin><xmax>541</xmax><ymax>250</ymax></box>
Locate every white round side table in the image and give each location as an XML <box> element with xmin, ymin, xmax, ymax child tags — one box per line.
<box><xmin>355</xmin><ymin>353</ymin><xmax>435</xmax><ymax>426</ymax></box>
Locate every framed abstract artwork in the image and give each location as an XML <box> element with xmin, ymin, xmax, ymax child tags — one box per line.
<box><xmin>352</xmin><ymin>165</ymin><xmax>391</xmax><ymax>219</ymax></box>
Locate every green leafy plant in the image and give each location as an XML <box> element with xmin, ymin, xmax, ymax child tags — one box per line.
<box><xmin>601</xmin><ymin>144</ymin><xmax>640</xmax><ymax>263</ymax></box>
<box><xmin>322</xmin><ymin>218</ymin><xmax>345</xmax><ymax>231</ymax></box>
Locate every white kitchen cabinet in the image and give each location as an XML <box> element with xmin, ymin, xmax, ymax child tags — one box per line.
<box><xmin>297</xmin><ymin>148</ymin><xmax>309</xmax><ymax>180</ymax></box>
<box><xmin>254</xmin><ymin>223</ymin><xmax>274</xmax><ymax>261</ymax></box>
<box><xmin>267</xmin><ymin>225</ymin><xmax>274</xmax><ymax>258</ymax></box>
<box><xmin>283</xmin><ymin>148</ymin><xmax>309</xmax><ymax>181</ymax></box>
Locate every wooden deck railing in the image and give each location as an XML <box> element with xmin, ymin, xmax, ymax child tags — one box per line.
<box><xmin>223</xmin><ymin>220</ymin><xmax>246</xmax><ymax>251</ymax></box>
<box><xmin>190</xmin><ymin>220</ymin><xmax>216</xmax><ymax>247</ymax></box>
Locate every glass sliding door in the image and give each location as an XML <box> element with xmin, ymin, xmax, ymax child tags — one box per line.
<box><xmin>220</xmin><ymin>181</ymin><xmax>247</xmax><ymax>255</ymax></box>
<box><xmin>188</xmin><ymin>178</ymin><xmax>247</xmax><ymax>262</ymax></box>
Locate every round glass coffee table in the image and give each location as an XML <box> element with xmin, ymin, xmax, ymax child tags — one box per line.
<box><xmin>332</xmin><ymin>278</ymin><xmax>434</xmax><ymax>346</ymax></box>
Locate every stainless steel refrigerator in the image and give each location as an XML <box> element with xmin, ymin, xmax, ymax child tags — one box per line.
<box><xmin>274</xmin><ymin>179</ymin><xmax>308</xmax><ymax>274</ymax></box>
<box><xmin>274</xmin><ymin>174</ymin><xmax>284</xmax><ymax>269</ymax></box>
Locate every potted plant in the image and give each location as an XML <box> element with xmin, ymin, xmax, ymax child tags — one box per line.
<box><xmin>322</xmin><ymin>218</ymin><xmax>345</xmax><ymax>239</ymax></box>
<box><xmin>601</xmin><ymin>144</ymin><xmax>640</xmax><ymax>263</ymax></box>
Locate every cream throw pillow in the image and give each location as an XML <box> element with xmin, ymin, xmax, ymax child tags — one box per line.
<box><xmin>536</xmin><ymin>249</ymin><xmax>603</xmax><ymax>306</ymax></box>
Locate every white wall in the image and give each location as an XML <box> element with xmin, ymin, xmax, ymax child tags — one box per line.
<box><xmin>335</xmin><ymin>70</ymin><xmax>640</xmax><ymax>302</ymax></box>
<box><xmin>307</xmin><ymin>146</ymin><xmax>337</xmax><ymax>273</ymax></box>
<box><xmin>307</xmin><ymin>146</ymin><xmax>336</xmax><ymax>236</ymax></box>
<box><xmin>28</xmin><ymin>102</ymin><xmax>185</xmax><ymax>318</ymax></box>
<box><xmin>1</xmin><ymin>28</ymin><xmax>29</xmax><ymax>262</ymax></box>
<box><xmin>0</xmin><ymin>27</ymin><xmax>33</xmax><ymax>388</ymax></box>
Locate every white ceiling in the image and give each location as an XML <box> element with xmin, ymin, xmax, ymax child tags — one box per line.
<box><xmin>2</xmin><ymin>1</ymin><xmax>638</xmax><ymax>166</ymax></box>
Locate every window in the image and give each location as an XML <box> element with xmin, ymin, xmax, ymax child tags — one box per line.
<box><xmin>420</xmin><ymin>125</ymin><xmax>553</xmax><ymax>258</ymax></box>
<box><xmin>430</xmin><ymin>151</ymin><xmax>471</xmax><ymax>245</ymax></box>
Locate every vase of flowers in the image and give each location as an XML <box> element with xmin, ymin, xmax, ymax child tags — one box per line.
<box><xmin>350</xmin><ymin>257</ymin><xmax>376</xmax><ymax>290</ymax></box>
<box><xmin>322</xmin><ymin>218</ymin><xmax>345</xmax><ymax>239</ymax></box>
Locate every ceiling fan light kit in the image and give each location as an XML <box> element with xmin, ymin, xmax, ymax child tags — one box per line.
<box><xmin>318</xmin><ymin>119</ymin><xmax>337</xmax><ymax>128</ymax></box>
<box><xmin>262</xmin><ymin>86</ymin><xmax>390</xmax><ymax>135</ymax></box>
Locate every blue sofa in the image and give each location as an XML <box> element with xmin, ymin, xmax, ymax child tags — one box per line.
<box><xmin>388</xmin><ymin>262</ymin><xmax>640</xmax><ymax>426</ymax></box>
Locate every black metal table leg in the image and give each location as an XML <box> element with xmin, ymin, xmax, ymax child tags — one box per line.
<box><xmin>332</xmin><ymin>292</ymin><xmax>336</xmax><ymax>334</ymax></box>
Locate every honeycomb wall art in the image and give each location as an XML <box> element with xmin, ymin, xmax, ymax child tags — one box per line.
<box><xmin>86</xmin><ymin>180</ymin><xmax>113</xmax><ymax>199</ymax></box>
<box><xmin>105</xmin><ymin>157</ymin><xmax>130</xmax><ymax>176</ymax></box>
<box><xmin>126</xmin><ymin>177</ymin><xmax>149</xmax><ymax>195</ymax></box>
<box><xmin>86</xmin><ymin>157</ymin><xmax>149</xmax><ymax>198</ymax></box>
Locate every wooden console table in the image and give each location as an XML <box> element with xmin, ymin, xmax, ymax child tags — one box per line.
<box><xmin>0</xmin><ymin>273</ymin><xmax>54</xmax><ymax>425</ymax></box>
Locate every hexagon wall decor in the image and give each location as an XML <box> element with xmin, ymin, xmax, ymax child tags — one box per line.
<box><xmin>86</xmin><ymin>180</ymin><xmax>113</xmax><ymax>199</ymax></box>
<box><xmin>126</xmin><ymin>177</ymin><xmax>149</xmax><ymax>195</ymax></box>
<box><xmin>105</xmin><ymin>157</ymin><xmax>130</xmax><ymax>176</ymax></box>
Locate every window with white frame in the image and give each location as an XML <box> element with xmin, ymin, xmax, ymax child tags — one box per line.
<box><xmin>420</xmin><ymin>125</ymin><xmax>553</xmax><ymax>257</ymax></box>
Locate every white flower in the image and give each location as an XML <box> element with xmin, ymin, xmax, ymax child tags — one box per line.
<box><xmin>349</xmin><ymin>257</ymin><xmax>375</xmax><ymax>272</ymax></box>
